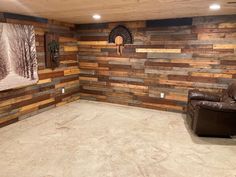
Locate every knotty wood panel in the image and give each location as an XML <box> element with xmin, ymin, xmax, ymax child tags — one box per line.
<box><xmin>0</xmin><ymin>14</ymin><xmax>79</xmax><ymax>127</ymax></box>
<box><xmin>77</xmin><ymin>15</ymin><xmax>236</xmax><ymax>113</ymax></box>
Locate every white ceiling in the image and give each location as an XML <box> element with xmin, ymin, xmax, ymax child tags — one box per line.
<box><xmin>0</xmin><ymin>0</ymin><xmax>236</xmax><ymax>24</ymax></box>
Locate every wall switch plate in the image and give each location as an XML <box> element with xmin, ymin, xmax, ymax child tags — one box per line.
<box><xmin>160</xmin><ymin>92</ymin><xmax>165</xmax><ymax>98</ymax></box>
<box><xmin>62</xmin><ymin>88</ymin><xmax>65</xmax><ymax>94</ymax></box>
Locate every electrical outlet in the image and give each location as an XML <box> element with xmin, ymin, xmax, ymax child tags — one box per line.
<box><xmin>160</xmin><ymin>92</ymin><xmax>165</xmax><ymax>98</ymax></box>
<box><xmin>62</xmin><ymin>88</ymin><xmax>65</xmax><ymax>94</ymax></box>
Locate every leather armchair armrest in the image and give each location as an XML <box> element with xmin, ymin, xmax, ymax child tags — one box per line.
<box><xmin>188</xmin><ymin>90</ymin><xmax>221</xmax><ymax>102</ymax></box>
<box><xmin>197</xmin><ymin>101</ymin><xmax>236</xmax><ymax>112</ymax></box>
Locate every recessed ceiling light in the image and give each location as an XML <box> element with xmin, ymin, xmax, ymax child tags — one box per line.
<box><xmin>93</xmin><ymin>14</ymin><xmax>101</xmax><ymax>20</ymax></box>
<box><xmin>209</xmin><ymin>3</ymin><xmax>221</xmax><ymax>10</ymax></box>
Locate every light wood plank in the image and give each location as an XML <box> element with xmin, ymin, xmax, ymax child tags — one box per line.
<box><xmin>136</xmin><ymin>48</ymin><xmax>181</xmax><ymax>53</ymax></box>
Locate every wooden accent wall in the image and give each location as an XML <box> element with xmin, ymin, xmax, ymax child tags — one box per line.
<box><xmin>0</xmin><ymin>13</ymin><xmax>79</xmax><ymax>127</ymax></box>
<box><xmin>77</xmin><ymin>15</ymin><xmax>236</xmax><ymax>113</ymax></box>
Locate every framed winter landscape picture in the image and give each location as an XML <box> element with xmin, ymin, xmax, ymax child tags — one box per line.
<box><xmin>0</xmin><ymin>23</ymin><xmax>38</xmax><ymax>91</ymax></box>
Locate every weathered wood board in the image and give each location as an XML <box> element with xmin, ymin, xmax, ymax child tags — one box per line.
<box><xmin>77</xmin><ymin>15</ymin><xmax>236</xmax><ymax>113</ymax></box>
<box><xmin>1</xmin><ymin>14</ymin><xmax>236</xmax><ymax>127</ymax></box>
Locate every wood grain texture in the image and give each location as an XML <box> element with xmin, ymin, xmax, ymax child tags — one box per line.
<box><xmin>1</xmin><ymin>14</ymin><xmax>236</xmax><ymax>127</ymax></box>
<box><xmin>0</xmin><ymin>15</ymin><xmax>79</xmax><ymax>127</ymax></box>
<box><xmin>78</xmin><ymin>15</ymin><xmax>236</xmax><ymax>113</ymax></box>
<box><xmin>136</xmin><ymin>48</ymin><xmax>181</xmax><ymax>53</ymax></box>
<box><xmin>0</xmin><ymin>1</ymin><xmax>236</xmax><ymax>23</ymax></box>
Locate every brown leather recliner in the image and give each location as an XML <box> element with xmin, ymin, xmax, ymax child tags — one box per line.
<box><xmin>187</xmin><ymin>82</ymin><xmax>236</xmax><ymax>137</ymax></box>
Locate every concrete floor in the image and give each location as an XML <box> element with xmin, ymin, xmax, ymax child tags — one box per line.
<box><xmin>0</xmin><ymin>100</ymin><xmax>236</xmax><ymax>177</ymax></box>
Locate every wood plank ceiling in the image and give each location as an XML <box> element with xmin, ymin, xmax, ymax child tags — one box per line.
<box><xmin>0</xmin><ymin>0</ymin><xmax>236</xmax><ymax>24</ymax></box>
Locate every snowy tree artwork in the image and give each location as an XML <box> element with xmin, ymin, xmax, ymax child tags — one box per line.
<box><xmin>0</xmin><ymin>23</ymin><xmax>38</xmax><ymax>91</ymax></box>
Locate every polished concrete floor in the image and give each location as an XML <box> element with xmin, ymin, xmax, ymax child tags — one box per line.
<box><xmin>0</xmin><ymin>100</ymin><xmax>236</xmax><ymax>177</ymax></box>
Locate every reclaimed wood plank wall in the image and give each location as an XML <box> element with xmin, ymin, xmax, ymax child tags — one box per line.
<box><xmin>0</xmin><ymin>13</ymin><xmax>79</xmax><ymax>127</ymax></box>
<box><xmin>77</xmin><ymin>15</ymin><xmax>236</xmax><ymax>113</ymax></box>
<box><xmin>0</xmin><ymin>13</ymin><xmax>235</xmax><ymax>127</ymax></box>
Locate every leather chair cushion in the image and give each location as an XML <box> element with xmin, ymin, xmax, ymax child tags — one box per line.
<box><xmin>190</xmin><ymin>100</ymin><xmax>201</xmax><ymax>108</ymax></box>
<box><xmin>221</xmin><ymin>94</ymin><xmax>235</xmax><ymax>104</ymax></box>
<box><xmin>196</xmin><ymin>101</ymin><xmax>236</xmax><ymax>112</ymax></box>
<box><xmin>228</xmin><ymin>82</ymin><xmax>236</xmax><ymax>101</ymax></box>
<box><xmin>222</xmin><ymin>82</ymin><xmax>236</xmax><ymax>103</ymax></box>
<box><xmin>188</xmin><ymin>90</ymin><xmax>220</xmax><ymax>102</ymax></box>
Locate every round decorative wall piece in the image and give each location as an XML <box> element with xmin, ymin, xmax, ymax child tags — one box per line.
<box><xmin>109</xmin><ymin>25</ymin><xmax>133</xmax><ymax>44</ymax></box>
<box><xmin>109</xmin><ymin>25</ymin><xmax>133</xmax><ymax>55</ymax></box>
